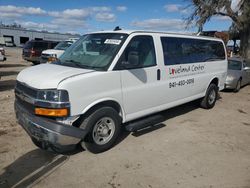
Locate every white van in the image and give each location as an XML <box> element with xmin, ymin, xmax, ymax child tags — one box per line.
<box><xmin>15</xmin><ymin>30</ymin><xmax>227</xmax><ymax>153</ymax></box>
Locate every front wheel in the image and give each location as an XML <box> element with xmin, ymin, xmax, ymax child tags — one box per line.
<box><xmin>234</xmin><ymin>79</ymin><xmax>241</xmax><ymax>92</ymax></box>
<box><xmin>80</xmin><ymin>107</ymin><xmax>121</xmax><ymax>153</ymax></box>
<box><xmin>200</xmin><ymin>83</ymin><xmax>218</xmax><ymax>109</ymax></box>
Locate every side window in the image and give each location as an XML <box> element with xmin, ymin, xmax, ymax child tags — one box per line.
<box><xmin>35</xmin><ymin>42</ymin><xmax>47</xmax><ymax>49</ymax></box>
<box><xmin>161</xmin><ymin>37</ymin><xmax>225</xmax><ymax>65</ymax></box>
<box><xmin>116</xmin><ymin>35</ymin><xmax>156</xmax><ymax>69</ymax></box>
<box><xmin>161</xmin><ymin>37</ymin><xmax>183</xmax><ymax>65</ymax></box>
<box><xmin>51</xmin><ymin>42</ymin><xmax>58</xmax><ymax>49</ymax></box>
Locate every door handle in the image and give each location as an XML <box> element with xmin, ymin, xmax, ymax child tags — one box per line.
<box><xmin>157</xmin><ymin>69</ymin><xmax>161</xmax><ymax>80</ymax></box>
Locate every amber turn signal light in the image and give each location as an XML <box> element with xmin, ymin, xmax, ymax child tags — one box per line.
<box><xmin>47</xmin><ymin>57</ymin><xmax>58</xmax><ymax>63</ymax></box>
<box><xmin>35</xmin><ymin>108</ymin><xmax>68</xmax><ymax>117</ymax></box>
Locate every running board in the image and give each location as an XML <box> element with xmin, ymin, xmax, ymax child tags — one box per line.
<box><xmin>125</xmin><ymin>114</ymin><xmax>165</xmax><ymax>132</ymax></box>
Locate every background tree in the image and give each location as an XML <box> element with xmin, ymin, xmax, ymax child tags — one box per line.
<box><xmin>186</xmin><ymin>0</ymin><xmax>250</xmax><ymax>61</ymax></box>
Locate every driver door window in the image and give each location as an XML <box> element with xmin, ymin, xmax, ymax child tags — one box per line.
<box><xmin>116</xmin><ymin>36</ymin><xmax>156</xmax><ymax>70</ymax></box>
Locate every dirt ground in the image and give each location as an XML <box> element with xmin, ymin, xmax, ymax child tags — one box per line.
<box><xmin>0</xmin><ymin>47</ymin><xmax>250</xmax><ymax>188</ymax></box>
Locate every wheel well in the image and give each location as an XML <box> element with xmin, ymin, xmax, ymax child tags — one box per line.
<box><xmin>94</xmin><ymin>101</ymin><xmax>121</xmax><ymax>114</ymax></box>
<box><xmin>73</xmin><ymin>100</ymin><xmax>123</xmax><ymax>127</ymax></box>
<box><xmin>210</xmin><ymin>77</ymin><xmax>219</xmax><ymax>87</ymax></box>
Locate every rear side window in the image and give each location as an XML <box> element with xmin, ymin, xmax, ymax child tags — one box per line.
<box><xmin>116</xmin><ymin>35</ymin><xmax>156</xmax><ymax>69</ymax></box>
<box><xmin>51</xmin><ymin>42</ymin><xmax>59</xmax><ymax>49</ymax></box>
<box><xmin>161</xmin><ymin>37</ymin><xmax>225</xmax><ymax>65</ymax></box>
<box><xmin>34</xmin><ymin>42</ymin><xmax>48</xmax><ymax>49</ymax></box>
<box><xmin>23</xmin><ymin>41</ymin><xmax>34</xmax><ymax>49</ymax></box>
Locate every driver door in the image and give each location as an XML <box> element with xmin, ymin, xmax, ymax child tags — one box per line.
<box><xmin>114</xmin><ymin>35</ymin><xmax>163</xmax><ymax>121</ymax></box>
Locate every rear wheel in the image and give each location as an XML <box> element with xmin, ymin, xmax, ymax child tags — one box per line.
<box><xmin>234</xmin><ymin>79</ymin><xmax>241</xmax><ymax>92</ymax></box>
<box><xmin>80</xmin><ymin>107</ymin><xmax>121</xmax><ymax>153</ymax></box>
<box><xmin>200</xmin><ymin>83</ymin><xmax>218</xmax><ymax>109</ymax></box>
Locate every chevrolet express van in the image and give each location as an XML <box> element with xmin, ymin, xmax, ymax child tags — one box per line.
<box><xmin>15</xmin><ymin>30</ymin><xmax>227</xmax><ymax>153</ymax></box>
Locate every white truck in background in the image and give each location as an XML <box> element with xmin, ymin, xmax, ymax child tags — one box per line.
<box><xmin>40</xmin><ymin>38</ymin><xmax>78</xmax><ymax>63</ymax></box>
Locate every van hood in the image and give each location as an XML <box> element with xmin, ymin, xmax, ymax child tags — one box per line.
<box><xmin>42</xmin><ymin>49</ymin><xmax>65</xmax><ymax>58</ymax></box>
<box><xmin>17</xmin><ymin>64</ymin><xmax>95</xmax><ymax>89</ymax></box>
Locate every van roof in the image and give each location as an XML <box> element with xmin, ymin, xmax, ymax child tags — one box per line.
<box><xmin>89</xmin><ymin>30</ymin><xmax>224</xmax><ymax>42</ymax></box>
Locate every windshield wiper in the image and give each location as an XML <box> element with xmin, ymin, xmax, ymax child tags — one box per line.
<box><xmin>63</xmin><ymin>59</ymin><xmax>95</xmax><ymax>69</ymax></box>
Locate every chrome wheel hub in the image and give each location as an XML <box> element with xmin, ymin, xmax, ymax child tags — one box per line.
<box><xmin>92</xmin><ymin>117</ymin><xmax>115</xmax><ymax>145</ymax></box>
<box><xmin>208</xmin><ymin>90</ymin><xmax>216</xmax><ymax>105</ymax></box>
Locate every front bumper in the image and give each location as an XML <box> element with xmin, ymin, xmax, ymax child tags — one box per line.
<box><xmin>22</xmin><ymin>55</ymin><xmax>40</xmax><ymax>63</ymax></box>
<box><xmin>15</xmin><ymin>101</ymin><xmax>87</xmax><ymax>148</ymax></box>
<box><xmin>225</xmin><ymin>79</ymin><xmax>237</xmax><ymax>89</ymax></box>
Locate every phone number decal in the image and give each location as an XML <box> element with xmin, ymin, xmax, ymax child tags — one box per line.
<box><xmin>169</xmin><ymin>78</ymin><xmax>194</xmax><ymax>88</ymax></box>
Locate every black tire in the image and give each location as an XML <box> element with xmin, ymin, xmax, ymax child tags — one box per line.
<box><xmin>200</xmin><ymin>83</ymin><xmax>218</xmax><ymax>109</ymax></box>
<box><xmin>80</xmin><ymin>107</ymin><xmax>121</xmax><ymax>153</ymax></box>
<box><xmin>32</xmin><ymin>61</ymin><xmax>40</xmax><ymax>65</ymax></box>
<box><xmin>234</xmin><ymin>79</ymin><xmax>241</xmax><ymax>92</ymax></box>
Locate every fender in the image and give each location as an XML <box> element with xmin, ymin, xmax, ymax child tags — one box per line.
<box><xmin>81</xmin><ymin>98</ymin><xmax>126</xmax><ymax>123</ymax></box>
<box><xmin>204</xmin><ymin>77</ymin><xmax>219</xmax><ymax>96</ymax></box>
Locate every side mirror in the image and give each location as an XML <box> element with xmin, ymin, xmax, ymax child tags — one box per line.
<box><xmin>243</xmin><ymin>67</ymin><xmax>250</xmax><ymax>71</ymax></box>
<box><xmin>121</xmin><ymin>51</ymin><xmax>139</xmax><ymax>69</ymax></box>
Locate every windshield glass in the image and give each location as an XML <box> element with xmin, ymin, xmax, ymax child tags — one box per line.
<box><xmin>57</xmin><ymin>33</ymin><xmax>128</xmax><ymax>71</ymax></box>
<box><xmin>228</xmin><ymin>60</ymin><xmax>242</xmax><ymax>70</ymax></box>
<box><xmin>54</xmin><ymin>41</ymin><xmax>73</xmax><ymax>50</ymax></box>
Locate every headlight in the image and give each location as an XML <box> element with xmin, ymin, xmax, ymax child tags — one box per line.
<box><xmin>37</xmin><ymin>90</ymin><xmax>69</xmax><ymax>102</ymax></box>
<box><xmin>226</xmin><ymin>75</ymin><xmax>235</xmax><ymax>81</ymax></box>
<box><xmin>35</xmin><ymin>90</ymin><xmax>69</xmax><ymax>117</ymax></box>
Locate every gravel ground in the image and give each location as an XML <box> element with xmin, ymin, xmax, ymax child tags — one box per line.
<box><xmin>0</xmin><ymin>47</ymin><xmax>250</xmax><ymax>188</ymax></box>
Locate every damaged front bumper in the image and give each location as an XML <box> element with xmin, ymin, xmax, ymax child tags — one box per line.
<box><xmin>15</xmin><ymin>101</ymin><xmax>87</xmax><ymax>149</ymax></box>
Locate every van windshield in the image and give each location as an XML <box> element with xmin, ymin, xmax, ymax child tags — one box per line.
<box><xmin>58</xmin><ymin>33</ymin><xmax>128</xmax><ymax>71</ymax></box>
<box><xmin>54</xmin><ymin>41</ymin><xmax>73</xmax><ymax>50</ymax></box>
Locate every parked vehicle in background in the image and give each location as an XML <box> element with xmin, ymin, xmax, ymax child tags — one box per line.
<box><xmin>4</xmin><ymin>36</ymin><xmax>15</xmax><ymax>47</ymax></box>
<box><xmin>0</xmin><ymin>46</ymin><xmax>6</xmax><ymax>61</ymax></box>
<box><xmin>15</xmin><ymin>30</ymin><xmax>227</xmax><ymax>153</ymax></box>
<box><xmin>5</xmin><ymin>41</ymin><xmax>15</xmax><ymax>47</ymax></box>
<box><xmin>227</xmin><ymin>44</ymin><xmax>240</xmax><ymax>57</ymax></box>
<box><xmin>225</xmin><ymin>58</ymin><xmax>250</xmax><ymax>92</ymax></box>
<box><xmin>22</xmin><ymin>40</ymin><xmax>58</xmax><ymax>65</ymax></box>
<box><xmin>0</xmin><ymin>37</ymin><xmax>5</xmax><ymax>46</ymax></box>
<box><xmin>40</xmin><ymin>39</ymin><xmax>78</xmax><ymax>63</ymax></box>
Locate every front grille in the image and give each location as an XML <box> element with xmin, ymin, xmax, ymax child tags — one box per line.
<box><xmin>15</xmin><ymin>81</ymin><xmax>38</xmax><ymax>114</ymax></box>
<box><xmin>41</xmin><ymin>56</ymin><xmax>48</xmax><ymax>60</ymax></box>
<box><xmin>41</xmin><ymin>53</ymin><xmax>50</xmax><ymax>57</ymax></box>
<box><xmin>15</xmin><ymin>96</ymin><xmax>34</xmax><ymax>114</ymax></box>
<box><xmin>16</xmin><ymin>81</ymin><xmax>38</xmax><ymax>98</ymax></box>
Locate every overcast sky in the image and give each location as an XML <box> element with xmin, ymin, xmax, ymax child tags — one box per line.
<box><xmin>0</xmin><ymin>0</ymin><xmax>235</xmax><ymax>34</ymax></box>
